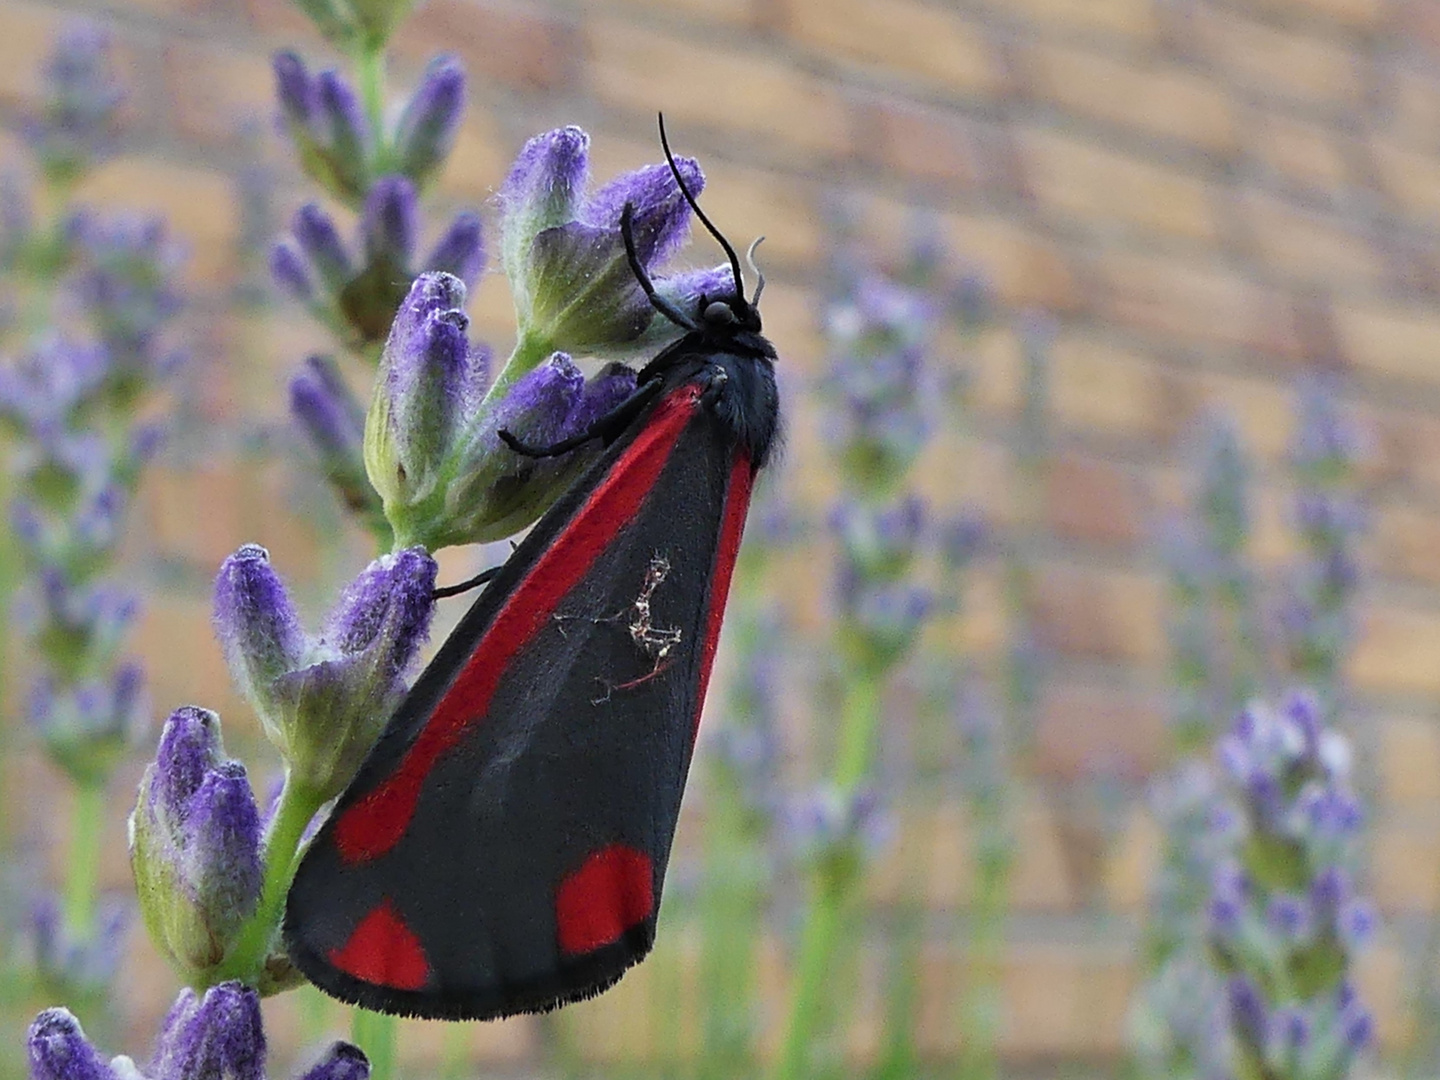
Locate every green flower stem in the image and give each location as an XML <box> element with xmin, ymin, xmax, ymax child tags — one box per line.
<box><xmin>957</xmin><ymin>819</ymin><xmax>1012</xmax><ymax>1080</ymax></box>
<box><xmin>62</xmin><ymin>781</ymin><xmax>107</xmax><ymax>936</ymax></box>
<box><xmin>351</xmin><ymin>1006</ymin><xmax>396</xmax><ymax>1080</ymax></box>
<box><xmin>215</xmin><ymin>773</ymin><xmax>323</xmax><ymax>985</ymax></box>
<box><xmin>770</xmin><ymin>672</ymin><xmax>882</xmax><ymax>1080</ymax></box>
<box><xmin>355</xmin><ymin>42</ymin><xmax>389</xmax><ymax>171</ymax></box>
<box><xmin>486</xmin><ymin>329</ymin><xmax>554</xmax><ymax>406</ymax></box>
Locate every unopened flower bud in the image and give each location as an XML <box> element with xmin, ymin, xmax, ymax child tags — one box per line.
<box><xmin>393</xmin><ymin>56</ymin><xmax>465</xmax><ymax>189</ymax></box>
<box><xmin>129</xmin><ymin>707</ymin><xmax>262</xmax><ymax>984</ymax></box>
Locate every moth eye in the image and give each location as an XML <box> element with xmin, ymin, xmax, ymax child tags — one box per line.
<box><xmin>704</xmin><ymin>301</ymin><xmax>738</xmax><ymax>324</ymax></box>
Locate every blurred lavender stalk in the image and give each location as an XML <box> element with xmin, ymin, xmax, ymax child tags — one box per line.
<box><xmin>1207</xmin><ymin>692</ymin><xmax>1376</xmax><ymax>1080</ymax></box>
<box><xmin>0</xmin><ymin>29</ymin><xmax>181</xmax><ymax>998</ymax></box>
<box><xmin>1133</xmin><ymin>414</ymin><xmax>1262</xmax><ymax>1079</ymax></box>
<box><xmin>1279</xmin><ymin>378</ymin><xmax>1364</xmax><ymax>712</ymax></box>
<box><xmin>770</xmin><ymin>255</ymin><xmax>938</xmax><ymax>1080</ymax></box>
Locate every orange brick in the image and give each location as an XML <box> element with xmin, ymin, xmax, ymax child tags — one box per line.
<box><xmin>1363</xmin><ymin>403</ymin><xmax>1440</xmax><ymax>502</ymax></box>
<box><xmin>997</xmin><ymin>944</ymin><xmax>1136</xmax><ymax>1058</ymax></box>
<box><xmin>1238</xmin><ymin>189</ymin><xmax>1386</xmax><ymax>287</ymax></box>
<box><xmin>1031</xmin><ymin>564</ymin><xmax>1165</xmax><ymax>665</ymax></box>
<box><xmin>1372</xmin><ymin>502</ymin><xmax>1440</xmax><ymax>588</ymax></box>
<box><xmin>1046</xmin><ymin>453</ymin><xmax>1148</xmax><ymax>550</ymax></box>
<box><xmin>76</xmin><ymin>156</ymin><xmax>240</xmax><ymax>285</ymax></box>
<box><xmin>1370</xmin><ymin>820</ymin><xmax>1440</xmax><ymax>912</ymax></box>
<box><xmin>858</xmin><ymin>100</ymin><xmax>998</xmax><ymax>191</ymax></box>
<box><xmin>1377</xmin><ymin>716</ymin><xmax>1440</xmax><ymax>806</ymax></box>
<box><xmin>1096</xmin><ymin>250</ymin><xmax>1301</xmax><ymax>359</ymax></box>
<box><xmin>785</xmin><ymin>0</ymin><xmax>1001</xmax><ymax>96</ymax></box>
<box><xmin>1193</xmin><ymin>6</ymin><xmax>1362</xmax><ymax>109</ymax></box>
<box><xmin>1244</xmin><ymin>0</ymin><xmax>1389</xmax><ymax>26</ymax></box>
<box><xmin>1022</xmin><ymin>41</ymin><xmax>1237</xmax><ymax>154</ymax></box>
<box><xmin>1021</xmin><ymin>126</ymin><xmax>1217</xmax><ymax>243</ymax></box>
<box><xmin>1051</xmin><ymin>335</ymin><xmax>1171</xmax><ymax>443</ymax></box>
<box><xmin>1249</xmin><ymin>111</ymin><xmax>1353</xmax><ymax>198</ymax></box>
<box><xmin>395</xmin><ymin>0</ymin><xmax>578</xmax><ymax>93</ymax></box>
<box><xmin>586</xmin><ymin>17</ymin><xmax>852</xmax><ymax>159</ymax></box>
<box><xmin>976</xmin><ymin>0</ymin><xmax>1158</xmax><ymax>40</ymax></box>
<box><xmin>1035</xmin><ymin>680</ymin><xmax>1166</xmax><ymax>781</ymax></box>
<box><xmin>589</xmin><ymin>0</ymin><xmax>760</xmax><ymax>25</ymax></box>
<box><xmin>1383</xmin><ymin>65</ymin><xmax>1440</xmax><ymax>151</ymax></box>
<box><xmin>163</xmin><ymin>40</ymin><xmax>279</xmax><ymax>152</ymax></box>
<box><xmin>1334</xmin><ymin>298</ymin><xmax>1440</xmax><ymax>388</ymax></box>
<box><xmin>1351</xmin><ymin>603</ymin><xmax>1440</xmax><ymax>695</ymax></box>
<box><xmin>1370</xmin><ymin>136</ymin><xmax>1440</xmax><ymax>220</ymax></box>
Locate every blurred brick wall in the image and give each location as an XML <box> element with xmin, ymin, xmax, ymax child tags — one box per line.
<box><xmin>4</xmin><ymin>0</ymin><xmax>1440</xmax><ymax>1072</ymax></box>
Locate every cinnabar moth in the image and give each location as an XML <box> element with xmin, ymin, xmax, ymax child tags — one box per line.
<box><xmin>283</xmin><ymin>120</ymin><xmax>780</xmax><ymax>1021</ymax></box>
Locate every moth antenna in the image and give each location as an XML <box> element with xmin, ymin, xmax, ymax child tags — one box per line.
<box><xmin>657</xmin><ymin>112</ymin><xmax>746</xmax><ymax>303</ymax></box>
<box><xmin>745</xmin><ymin>236</ymin><xmax>766</xmax><ymax>308</ymax></box>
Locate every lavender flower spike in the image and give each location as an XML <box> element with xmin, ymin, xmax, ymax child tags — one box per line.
<box><xmin>498</xmin><ymin>125</ymin><xmax>719</xmax><ymax>363</ymax></box>
<box><xmin>364</xmin><ymin>274</ymin><xmax>486</xmax><ymax>535</ymax></box>
<box><xmin>393</xmin><ymin>55</ymin><xmax>466</xmax><ymax>189</ymax></box>
<box><xmin>29</xmin><ymin>984</ymin><xmax>370</xmax><ymax>1080</ymax></box>
<box><xmin>29</xmin><ymin>1009</ymin><xmax>116</xmax><ymax>1080</ymax></box>
<box><xmin>213</xmin><ymin>545</ymin><xmax>437</xmax><ymax>803</ymax></box>
<box><xmin>129</xmin><ymin>707</ymin><xmax>267</xmax><ymax>987</ymax></box>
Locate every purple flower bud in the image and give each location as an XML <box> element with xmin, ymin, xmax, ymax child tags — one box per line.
<box><xmin>1311</xmin><ymin>864</ymin><xmax>1349</xmax><ymax>914</ymax></box>
<box><xmin>29</xmin><ymin>894</ymin><xmax>129</xmax><ymax>990</ymax></box>
<box><xmin>213</xmin><ymin>545</ymin><xmax>305</xmax><ymax>721</ymax></box>
<box><xmin>838</xmin><ymin>578</ymin><xmax>931</xmax><ymax>669</ymax></box>
<box><xmin>28</xmin><ymin>1008</ymin><xmax>116</xmax><ymax>1080</ymax></box>
<box><xmin>781</xmin><ymin>784</ymin><xmax>893</xmax><ymax>859</ymax></box>
<box><xmin>581</xmin><ymin>155</ymin><xmax>703</xmax><ymax>266</ymax></box>
<box><xmin>361</xmin><ymin>175</ymin><xmax>417</xmax><ymax>269</ymax></box>
<box><xmin>424</xmin><ymin>211</ymin><xmax>484</xmax><ymax>287</ymax></box>
<box><xmin>500</xmin><ymin>127</ymin><xmax>590</xmax><ymax>270</ymax></box>
<box><xmin>1341</xmin><ymin>1005</ymin><xmax>1374</xmax><ymax>1051</ymax></box>
<box><xmin>149</xmin><ymin>983</ymin><xmax>264</xmax><ymax>1080</ymax></box>
<box><xmin>316</xmin><ymin>68</ymin><xmax>369</xmax><ymax>199</ymax></box>
<box><xmin>393</xmin><ymin>56</ymin><xmax>465</xmax><ymax>187</ymax></box>
<box><xmin>31</xmin><ymin>662</ymin><xmax>148</xmax><ymax>785</ymax></box>
<box><xmin>291</xmin><ymin>355</ymin><xmax>377</xmax><ymax>523</ymax></box>
<box><xmin>1339</xmin><ymin>899</ymin><xmax>1377</xmax><ymax>948</ymax></box>
<box><xmin>1265</xmin><ymin>894</ymin><xmax>1311</xmax><ymax>940</ymax></box>
<box><xmin>364</xmin><ymin>273</ymin><xmax>485</xmax><ymax>526</ymax></box>
<box><xmin>269</xmin><ymin>241</ymin><xmax>314</xmax><ymax>303</ymax></box>
<box><xmin>430</xmin><ymin>357</ymin><xmax>636</xmax><ymax>549</ymax></box>
<box><xmin>1274</xmin><ymin>1007</ymin><xmax>1310</xmax><ymax>1054</ymax></box>
<box><xmin>266</xmin><ymin>547</ymin><xmax>437</xmax><ymax>802</ymax></box>
<box><xmin>272</xmin><ymin>51</ymin><xmax>315</xmax><ymax>132</ymax></box>
<box><xmin>292</xmin><ymin>204</ymin><xmax>352</xmax><ymax>291</ymax></box>
<box><xmin>296</xmin><ymin>1043</ymin><xmax>371</xmax><ymax>1080</ymax></box>
<box><xmin>1227</xmin><ymin>976</ymin><xmax>1268</xmax><ymax>1047</ymax></box>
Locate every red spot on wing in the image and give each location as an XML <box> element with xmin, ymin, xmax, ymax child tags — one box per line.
<box><xmin>555</xmin><ymin>844</ymin><xmax>655</xmax><ymax>955</ymax></box>
<box><xmin>333</xmin><ymin>386</ymin><xmax>703</xmax><ymax>865</ymax></box>
<box><xmin>328</xmin><ymin>898</ymin><xmax>431</xmax><ymax>991</ymax></box>
<box><xmin>691</xmin><ymin>454</ymin><xmax>754</xmax><ymax>742</ymax></box>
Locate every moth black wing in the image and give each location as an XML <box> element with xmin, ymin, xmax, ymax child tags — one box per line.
<box><xmin>284</xmin><ymin>369</ymin><xmax>756</xmax><ymax>1021</ymax></box>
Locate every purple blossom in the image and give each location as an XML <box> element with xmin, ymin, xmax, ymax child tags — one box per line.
<box><xmin>393</xmin><ymin>56</ymin><xmax>466</xmax><ymax>187</ymax></box>
<box><xmin>212</xmin><ymin>544</ymin><xmax>437</xmax><ymax>802</ymax></box>
<box><xmin>424</xmin><ymin>211</ymin><xmax>484</xmax><ymax>286</ymax></box>
<box><xmin>29</xmin><ymin>986</ymin><xmax>370</xmax><ymax>1080</ymax></box>
<box><xmin>290</xmin><ymin>355</ymin><xmax>375</xmax><ymax>521</ymax></box>
<box><xmin>26</xmin><ymin>23</ymin><xmax>123</xmax><ymax>182</ymax></box>
<box><xmin>360</xmin><ymin>175</ymin><xmax>418</xmax><ymax>269</ymax></box>
<box><xmin>499</xmin><ymin>125</ymin><xmax>730</xmax><ymax>358</ymax></box>
<box><xmin>129</xmin><ymin>708</ymin><xmax>263</xmax><ymax>983</ymax></box>
<box><xmin>29</xmin><ymin>894</ymin><xmax>129</xmax><ymax>989</ymax></box>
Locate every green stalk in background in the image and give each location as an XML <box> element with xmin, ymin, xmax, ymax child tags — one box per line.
<box><xmin>770</xmin><ymin>253</ymin><xmax>941</xmax><ymax>1080</ymax></box>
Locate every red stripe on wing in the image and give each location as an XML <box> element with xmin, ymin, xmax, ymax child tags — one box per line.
<box><xmin>334</xmin><ymin>386</ymin><xmax>703</xmax><ymax>865</ymax></box>
<box><xmin>691</xmin><ymin>453</ymin><xmax>754</xmax><ymax>743</ymax></box>
<box><xmin>328</xmin><ymin>898</ymin><xmax>431</xmax><ymax>990</ymax></box>
<box><xmin>554</xmin><ymin>844</ymin><xmax>654</xmax><ymax>956</ymax></box>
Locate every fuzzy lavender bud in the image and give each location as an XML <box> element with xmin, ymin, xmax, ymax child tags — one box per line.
<box><xmin>499</xmin><ymin>126</ymin><xmax>725</xmax><ymax>365</ymax></box>
<box><xmin>360</xmin><ymin>175</ymin><xmax>417</xmax><ymax>271</ymax></box>
<box><xmin>393</xmin><ymin>56</ymin><xmax>465</xmax><ymax>189</ymax></box>
<box><xmin>315</xmin><ymin>69</ymin><xmax>369</xmax><ymax>203</ymax></box>
<box><xmin>212</xmin><ymin>545</ymin><xmax>436</xmax><ymax>803</ymax></box>
<box><xmin>290</xmin><ymin>355</ymin><xmax>381</xmax><ymax>529</ymax></box>
<box><xmin>129</xmin><ymin>707</ymin><xmax>263</xmax><ymax>985</ymax></box>
<box><xmin>28</xmin><ymin>1009</ymin><xmax>115</xmax><ymax>1080</ymax></box>
<box><xmin>425</xmin><ymin>211</ymin><xmax>484</xmax><ymax>288</ymax></box>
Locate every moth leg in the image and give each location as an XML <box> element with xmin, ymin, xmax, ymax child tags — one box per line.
<box><xmin>432</xmin><ymin>564</ymin><xmax>501</xmax><ymax>600</ymax></box>
<box><xmin>499</xmin><ymin>379</ymin><xmax>665</xmax><ymax>459</ymax></box>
